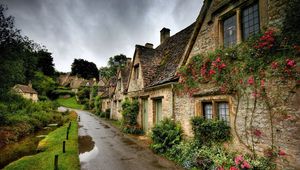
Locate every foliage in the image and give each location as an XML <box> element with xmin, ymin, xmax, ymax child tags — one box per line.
<box><xmin>36</xmin><ymin>50</ymin><xmax>55</xmax><ymax>77</ymax></box>
<box><xmin>0</xmin><ymin>5</ymin><xmax>56</xmax><ymax>100</ymax></box>
<box><xmin>150</xmin><ymin>118</ymin><xmax>183</xmax><ymax>154</ymax></box>
<box><xmin>94</xmin><ymin>95</ymin><xmax>102</xmax><ymax>114</ymax></box>
<box><xmin>99</xmin><ymin>54</ymin><xmax>128</xmax><ymax>79</ymax></box>
<box><xmin>77</xmin><ymin>87</ymin><xmax>90</xmax><ymax>106</ymax></box>
<box><xmin>71</xmin><ymin>58</ymin><xmax>99</xmax><ymax>80</ymax></box>
<box><xmin>32</xmin><ymin>71</ymin><xmax>56</xmax><ymax>96</ymax></box>
<box><xmin>49</xmin><ymin>89</ymin><xmax>75</xmax><ymax>100</ymax></box>
<box><xmin>191</xmin><ymin>117</ymin><xmax>231</xmax><ymax>145</ymax></box>
<box><xmin>121</xmin><ymin>98</ymin><xmax>142</xmax><ymax>134</ymax></box>
<box><xmin>4</xmin><ymin>119</ymin><xmax>79</xmax><ymax>170</ymax></box>
<box><xmin>99</xmin><ymin>109</ymin><xmax>110</xmax><ymax>119</ymax></box>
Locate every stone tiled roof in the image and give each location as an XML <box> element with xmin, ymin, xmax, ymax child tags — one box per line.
<box><xmin>147</xmin><ymin>23</ymin><xmax>196</xmax><ymax>87</ymax></box>
<box><xmin>14</xmin><ymin>84</ymin><xmax>38</xmax><ymax>94</ymax></box>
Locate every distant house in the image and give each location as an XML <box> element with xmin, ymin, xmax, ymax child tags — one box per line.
<box><xmin>13</xmin><ymin>83</ymin><xmax>38</xmax><ymax>102</ymax></box>
<box><xmin>100</xmin><ymin>76</ymin><xmax>117</xmax><ymax>114</ymax></box>
<box><xmin>111</xmin><ymin>59</ymin><xmax>132</xmax><ymax>120</ymax></box>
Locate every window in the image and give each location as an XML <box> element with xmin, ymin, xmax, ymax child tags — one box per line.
<box><xmin>223</xmin><ymin>14</ymin><xmax>237</xmax><ymax>47</ymax></box>
<box><xmin>203</xmin><ymin>102</ymin><xmax>213</xmax><ymax>119</ymax></box>
<box><xmin>134</xmin><ymin>64</ymin><xmax>139</xmax><ymax>80</ymax></box>
<box><xmin>242</xmin><ymin>3</ymin><xmax>260</xmax><ymax>39</ymax></box>
<box><xmin>196</xmin><ymin>101</ymin><xmax>230</xmax><ymax>123</ymax></box>
<box><xmin>218</xmin><ymin>102</ymin><xmax>229</xmax><ymax>123</ymax></box>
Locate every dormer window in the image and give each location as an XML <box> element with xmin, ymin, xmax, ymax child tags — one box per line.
<box><xmin>134</xmin><ymin>64</ymin><xmax>139</xmax><ymax>80</ymax></box>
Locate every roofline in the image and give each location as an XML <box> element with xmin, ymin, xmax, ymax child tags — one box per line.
<box><xmin>177</xmin><ymin>0</ymin><xmax>213</xmax><ymax>69</ymax></box>
<box><xmin>144</xmin><ymin>82</ymin><xmax>178</xmax><ymax>91</ymax></box>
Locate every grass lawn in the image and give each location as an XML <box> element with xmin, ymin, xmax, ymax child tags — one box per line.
<box><xmin>4</xmin><ymin>112</ymin><xmax>80</xmax><ymax>170</ymax></box>
<box><xmin>56</xmin><ymin>97</ymin><xmax>83</xmax><ymax>110</ymax></box>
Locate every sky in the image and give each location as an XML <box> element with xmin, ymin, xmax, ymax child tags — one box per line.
<box><xmin>3</xmin><ymin>0</ymin><xmax>203</xmax><ymax>72</ymax></box>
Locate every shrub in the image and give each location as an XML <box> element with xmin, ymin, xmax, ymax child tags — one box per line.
<box><xmin>99</xmin><ymin>108</ymin><xmax>110</xmax><ymax>118</ymax></box>
<box><xmin>121</xmin><ymin>98</ymin><xmax>142</xmax><ymax>134</ymax></box>
<box><xmin>150</xmin><ymin>118</ymin><xmax>182</xmax><ymax>154</ymax></box>
<box><xmin>191</xmin><ymin>117</ymin><xmax>231</xmax><ymax>145</ymax></box>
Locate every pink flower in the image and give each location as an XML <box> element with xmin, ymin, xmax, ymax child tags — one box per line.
<box><xmin>252</xmin><ymin>92</ymin><xmax>260</xmax><ymax>97</ymax></box>
<box><xmin>241</xmin><ymin>160</ymin><xmax>251</xmax><ymax>169</ymax></box>
<box><xmin>216</xmin><ymin>57</ymin><xmax>221</xmax><ymax>63</ymax></box>
<box><xmin>209</xmin><ymin>69</ymin><xmax>216</xmax><ymax>75</ymax></box>
<box><xmin>234</xmin><ymin>155</ymin><xmax>244</xmax><ymax>165</ymax></box>
<box><xmin>248</xmin><ymin>76</ymin><xmax>254</xmax><ymax>85</ymax></box>
<box><xmin>278</xmin><ymin>149</ymin><xmax>286</xmax><ymax>156</ymax></box>
<box><xmin>230</xmin><ymin>166</ymin><xmax>239</xmax><ymax>170</ymax></box>
<box><xmin>219</xmin><ymin>63</ymin><xmax>227</xmax><ymax>69</ymax></box>
<box><xmin>286</xmin><ymin>59</ymin><xmax>296</xmax><ymax>68</ymax></box>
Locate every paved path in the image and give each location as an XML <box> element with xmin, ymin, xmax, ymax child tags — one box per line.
<box><xmin>73</xmin><ymin>109</ymin><xmax>182</xmax><ymax>170</ymax></box>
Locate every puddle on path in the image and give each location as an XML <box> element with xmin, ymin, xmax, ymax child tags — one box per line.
<box><xmin>78</xmin><ymin>135</ymin><xmax>95</xmax><ymax>154</ymax></box>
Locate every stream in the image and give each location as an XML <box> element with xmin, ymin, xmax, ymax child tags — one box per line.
<box><xmin>0</xmin><ymin>126</ymin><xmax>56</xmax><ymax>169</ymax></box>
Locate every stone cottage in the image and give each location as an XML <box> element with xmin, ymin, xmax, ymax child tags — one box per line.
<box><xmin>126</xmin><ymin>23</ymin><xmax>195</xmax><ymax>133</ymax></box>
<box><xmin>111</xmin><ymin>59</ymin><xmax>132</xmax><ymax>120</ymax></box>
<box><xmin>13</xmin><ymin>83</ymin><xmax>38</xmax><ymax>102</ymax></box>
<box><xmin>100</xmin><ymin>76</ymin><xmax>117</xmax><ymax>114</ymax></box>
<box><xmin>174</xmin><ymin>0</ymin><xmax>300</xmax><ymax>168</ymax></box>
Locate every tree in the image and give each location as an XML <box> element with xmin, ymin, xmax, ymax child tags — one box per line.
<box><xmin>32</xmin><ymin>71</ymin><xmax>56</xmax><ymax>96</ymax></box>
<box><xmin>36</xmin><ymin>50</ymin><xmax>55</xmax><ymax>77</ymax></box>
<box><xmin>71</xmin><ymin>58</ymin><xmax>99</xmax><ymax>80</ymax></box>
<box><xmin>99</xmin><ymin>54</ymin><xmax>128</xmax><ymax>79</ymax></box>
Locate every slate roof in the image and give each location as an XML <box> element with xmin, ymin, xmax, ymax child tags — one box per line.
<box><xmin>14</xmin><ymin>84</ymin><xmax>38</xmax><ymax>94</ymax></box>
<box><xmin>148</xmin><ymin>23</ymin><xmax>195</xmax><ymax>87</ymax></box>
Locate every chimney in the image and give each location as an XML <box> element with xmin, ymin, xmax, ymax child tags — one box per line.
<box><xmin>145</xmin><ymin>43</ymin><xmax>153</xmax><ymax>48</ymax></box>
<box><xmin>28</xmin><ymin>81</ymin><xmax>32</xmax><ymax>88</ymax></box>
<box><xmin>160</xmin><ymin>27</ymin><xmax>170</xmax><ymax>44</ymax></box>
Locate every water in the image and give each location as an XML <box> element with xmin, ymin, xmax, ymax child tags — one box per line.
<box><xmin>0</xmin><ymin>127</ymin><xmax>56</xmax><ymax>169</ymax></box>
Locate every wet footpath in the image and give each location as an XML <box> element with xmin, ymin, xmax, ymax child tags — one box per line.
<box><xmin>75</xmin><ymin>109</ymin><xmax>182</xmax><ymax>170</ymax></box>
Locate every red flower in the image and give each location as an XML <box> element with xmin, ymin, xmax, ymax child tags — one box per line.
<box><xmin>230</xmin><ymin>166</ymin><xmax>239</xmax><ymax>170</ymax></box>
<box><xmin>219</xmin><ymin>63</ymin><xmax>227</xmax><ymax>69</ymax></box>
<box><xmin>278</xmin><ymin>149</ymin><xmax>286</xmax><ymax>156</ymax></box>
<box><xmin>209</xmin><ymin>69</ymin><xmax>216</xmax><ymax>75</ymax></box>
<box><xmin>247</xmin><ymin>76</ymin><xmax>254</xmax><ymax>85</ymax></box>
<box><xmin>253</xmin><ymin>129</ymin><xmax>262</xmax><ymax>137</ymax></box>
<box><xmin>241</xmin><ymin>160</ymin><xmax>251</xmax><ymax>169</ymax></box>
<box><xmin>216</xmin><ymin>57</ymin><xmax>221</xmax><ymax>63</ymax></box>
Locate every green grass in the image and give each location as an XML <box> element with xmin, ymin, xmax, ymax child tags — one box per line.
<box><xmin>4</xmin><ymin>119</ymin><xmax>79</xmax><ymax>170</ymax></box>
<box><xmin>56</xmin><ymin>97</ymin><xmax>83</xmax><ymax>109</ymax></box>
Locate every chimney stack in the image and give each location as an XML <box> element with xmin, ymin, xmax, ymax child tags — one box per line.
<box><xmin>145</xmin><ymin>43</ymin><xmax>153</xmax><ymax>48</ymax></box>
<box><xmin>160</xmin><ymin>28</ymin><xmax>170</xmax><ymax>44</ymax></box>
<box><xmin>28</xmin><ymin>81</ymin><xmax>32</xmax><ymax>88</ymax></box>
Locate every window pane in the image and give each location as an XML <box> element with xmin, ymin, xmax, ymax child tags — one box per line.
<box><xmin>218</xmin><ymin>102</ymin><xmax>229</xmax><ymax>124</ymax></box>
<box><xmin>242</xmin><ymin>3</ymin><xmax>260</xmax><ymax>39</ymax></box>
<box><xmin>203</xmin><ymin>103</ymin><xmax>213</xmax><ymax>119</ymax></box>
<box><xmin>223</xmin><ymin>15</ymin><xmax>237</xmax><ymax>47</ymax></box>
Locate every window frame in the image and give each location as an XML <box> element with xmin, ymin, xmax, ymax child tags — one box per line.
<box><xmin>134</xmin><ymin>64</ymin><xmax>139</xmax><ymax>80</ymax></box>
<box><xmin>196</xmin><ymin>100</ymin><xmax>230</xmax><ymax>123</ymax></box>
<box><xmin>241</xmin><ymin>2</ymin><xmax>260</xmax><ymax>40</ymax></box>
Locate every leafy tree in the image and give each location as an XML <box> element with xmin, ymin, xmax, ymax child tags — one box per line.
<box><xmin>36</xmin><ymin>50</ymin><xmax>55</xmax><ymax>77</ymax></box>
<box><xmin>99</xmin><ymin>54</ymin><xmax>128</xmax><ymax>79</ymax></box>
<box><xmin>71</xmin><ymin>58</ymin><xmax>99</xmax><ymax>80</ymax></box>
<box><xmin>32</xmin><ymin>71</ymin><xmax>56</xmax><ymax>96</ymax></box>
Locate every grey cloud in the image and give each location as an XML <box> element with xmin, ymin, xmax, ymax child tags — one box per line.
<box><xmin>3</xmin><ymin>0</ymin><xmax>202</xmax><ymax>72</ymax></box>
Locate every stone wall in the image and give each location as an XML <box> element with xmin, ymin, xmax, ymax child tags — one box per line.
<box><xmin>127</xmin><ymin>55</ymin><xmax>144</xmax><ymax>93</ymax></box>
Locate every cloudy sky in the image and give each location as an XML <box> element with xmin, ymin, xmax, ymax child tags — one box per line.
<box><xmin>3</xmin><ymin>0</ymin><xmax>203</xmax><ymax>72</ymax></box>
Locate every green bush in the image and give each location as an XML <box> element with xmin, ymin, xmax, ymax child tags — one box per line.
<box><xmin>121</xmin><ymin>98</ymin><xmax>142</xmax><ymax>134</ymax></box>
<box><xmin>99</xmin><ymin>108</ymin><xmax>110</xmax><ymax>118</ymax></box>
<box><xmin>150</xmin><ymin>118</ymin><xmax>182</xmax><ymax>154</ymax></box>
<box><xmin>191</xmin><ymin>117</ymin><xmax>231</xmax><ymax>145</ymax></box>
